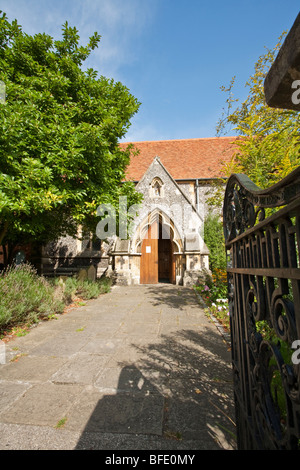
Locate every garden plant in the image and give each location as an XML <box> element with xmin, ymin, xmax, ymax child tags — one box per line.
<box><xmin>195</xmin><ymin>213</ymin><xmax>230</xmax><ymax>331</ymax></box>
<box><xmin>0</xmin><ymin>262</ymin><xmax>111</xmax><ymax>337</ymax></box>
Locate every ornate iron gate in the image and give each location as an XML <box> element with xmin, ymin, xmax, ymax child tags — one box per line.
<box><xmin>223</xmin><ymin>168</ymin><xmax>300</xmax><ymax>449</ymax></box>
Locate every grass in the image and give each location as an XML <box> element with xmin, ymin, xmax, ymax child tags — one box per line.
<box><xmin>55</xmin><ymin>417</ymin><xmax>68</xmax><ymax>429</ymax></box>
<box><xmin>0</xmin><ymin>263</ymin><xmax>112</xmax><ymax>337</ymax></box>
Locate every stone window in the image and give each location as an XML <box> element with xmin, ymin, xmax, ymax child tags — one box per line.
<box><xmin>154</xmin><ymin>181</ymin><xmax>161</xmax><ymax>196</ymax></box>
<box><xmin>150</xmin><ymin>177</ymin><xmax>164</xmax><ymax>198</ymax></box>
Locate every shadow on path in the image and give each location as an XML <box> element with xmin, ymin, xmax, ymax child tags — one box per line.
<box><xmin>145</xmin><ymin>285</ymin><xmax>198</xmax><ymax>311</ymax></box>
<box><xmin>75</xmin><ymin>324</ymin><xmax>236</xmax><ymax>450</ymax></box>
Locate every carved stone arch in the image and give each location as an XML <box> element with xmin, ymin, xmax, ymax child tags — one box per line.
<box><xmin>132</xmin><ymin>208</ymin><xmax>183</xmax><ymax>254</ymax></box>
<box><xmin>150</xmin><ymin>177</ymin><xmax>164</xmax><ymax>198</ymax></box>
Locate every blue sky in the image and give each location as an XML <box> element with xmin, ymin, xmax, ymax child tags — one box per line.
<box><xmin>1</xmin><ymin>0</ymin><xmax>299</xmax><ymax>142</ymax></box>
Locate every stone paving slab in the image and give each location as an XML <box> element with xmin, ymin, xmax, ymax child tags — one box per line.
<box><xmin>0</xmin><ymin>284</ymin><xmax>236</xmax><ymax>450</ymax></box>
<box><xmin>66</xmin><ymin>390</ymin><xmax>165</xmax><ymax>436</ymax></box>
<box><xmin>0</xmin><ymin>382</ymin><xmax>84</xmax><ymax>427</ymax></box>
<box><xmin>0</xmin><ymin>356</ymin><xmax>66</xmax><ymax>382</ymax></box>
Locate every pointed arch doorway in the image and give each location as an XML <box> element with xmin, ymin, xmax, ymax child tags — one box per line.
<box><xmin>140</xmin><ymin>215</ymin><xmax>175</xmax><ymax>284</ymax></box>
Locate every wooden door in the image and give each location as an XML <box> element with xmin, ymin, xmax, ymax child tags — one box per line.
<box><xmin>140</xmin><ymin>221</ymin><xmax>158</xmax><ymax>284</ymax></box>
<box><xmin>170</xmin><ymin>243</ymin><xmax>176</xmax><ymax>284</ymax></box>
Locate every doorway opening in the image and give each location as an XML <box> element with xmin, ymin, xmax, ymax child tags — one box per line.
<box><xmin>158</xmin><ymin>223</ymin><xmax>173</xmax><ymax>283</ymax></box>
<box><xmin>140</xmin><ymin>217</ymin><xmax>175</xmax><ymax>284</ymax></box>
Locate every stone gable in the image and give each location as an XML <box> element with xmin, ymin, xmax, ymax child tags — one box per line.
<box><xmin>131</xmin><ymin>157</ymin><xmax>203</xmax><ymax>246</ymax></box>
<box><xmin>111</xmin><ymin>157</ymin><xmax>210</xmax><ymax>286</ymax></box>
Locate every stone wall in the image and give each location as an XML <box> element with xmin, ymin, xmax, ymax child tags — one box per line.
<box><xmin>41</xmin><ymin>234</ymin><xmax>105</xmax><ymax>278</ymax></box>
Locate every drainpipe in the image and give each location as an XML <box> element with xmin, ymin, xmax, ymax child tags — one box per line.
<box><xmin>195</xmin><ymin>179</ymin><xmax>200</xmax><ymax>213</ymax></box>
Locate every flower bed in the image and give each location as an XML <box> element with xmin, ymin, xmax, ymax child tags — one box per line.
<box><xmin>195</xmin><ymin>268</ymin><xmax>230</xmax><ymax>332</ymax></box>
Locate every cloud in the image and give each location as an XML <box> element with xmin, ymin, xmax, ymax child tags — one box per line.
<box><xmin>122</xmin><ymin>123</ymin><xmax>162</xmax><ymax>143</ymax></box>
<box><xmin>121</xmin><ymin>111</ymin><xmax>171</xmax><ymax>143</ymax></box>
<box><xmin>1</xmin><ymin>0</ymin><xmax>157</xmax><ymax>79</ymax></box>
<box><xmin>77</xmin><ymin>0</ymin><xmax>158</xmax><ymax>78</ymax></box>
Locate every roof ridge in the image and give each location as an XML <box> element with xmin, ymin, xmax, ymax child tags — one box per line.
<box><xmin>120</xmin><ymin>136</ymin><xmax>238</xmax><ymax>145</ymax></box>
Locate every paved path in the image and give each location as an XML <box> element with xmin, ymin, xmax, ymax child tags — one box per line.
<box><xmin>0</xmin><ymin>284</ymin><xmax>236</xmax><ymax>450</ymax></box>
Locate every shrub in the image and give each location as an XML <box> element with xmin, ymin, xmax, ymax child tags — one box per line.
<box><xmin>195</xmin><ymin>271</ymin><xmax>230</xmax><ymax>331</ymax></box>
<box><xmin>0</xmin><ymin>264</ymin><xmax>112</xmax><ymax>332</ymax></box>
<box><xmin>194</xmin><ymin>214</ymin><xmax>230</xmax><ymax>329</ymax></box>
<box><xmin>0</xmin><ymin>263</ymin><xmax>64</xmax><ymax>329</ymax></box>
<box><xmin>204</xmin><ymin>213</ymin><xmax>227</xmax><ymax>272</ymax></box>
<box><xmin>51</xmin><ymin>276</ymin><xmax>112</xmax><ymax>302</ymax></box>
<box><xmin>67</xmin><ymin>277</ymin><xmax>111</xmax><ymax>300</ymax></box>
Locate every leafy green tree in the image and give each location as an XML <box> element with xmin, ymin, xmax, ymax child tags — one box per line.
<box><xmin>216</xmin><ymin>32</ymin><xmax>300</xmax><ymax>189</ymax></box>
<box><xmin>204</xmin><ymin>213</ymin><xmax>227</xmax><ymax>272</ymax></box>
<box><xmin>0</xmin><ymin>11</ymin><xmax>141</xmax><ymax>264</ymax></box>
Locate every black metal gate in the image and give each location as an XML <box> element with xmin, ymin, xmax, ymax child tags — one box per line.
<box><xmin>223</xmin><ymin>168</ymin><xmax>300</xmax><ymax>449</ymax></box>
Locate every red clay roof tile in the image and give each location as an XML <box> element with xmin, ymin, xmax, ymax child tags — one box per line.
<box><xmin>120</xmin><ymin>137</ymin><xmax>238</xmax><ymax>181</ymax></box>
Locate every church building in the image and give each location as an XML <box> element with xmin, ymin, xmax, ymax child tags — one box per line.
<box><xmin>42</xmin><ymin>136</ymin><xmax>237</xmax><ymax>285</ymax></box>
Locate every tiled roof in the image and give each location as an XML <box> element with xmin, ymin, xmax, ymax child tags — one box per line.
<box><xmin>120</xmin><ymin>136</ymin><xmax>238</xmax><ymax>181</ymax></box>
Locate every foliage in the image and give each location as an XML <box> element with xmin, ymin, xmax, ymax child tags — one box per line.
<box><xmin>203</xmin><ymin>213</ymin><xmax>227</xmax><ymax>272</ymax></box>
<box><xmin>0</xmin><ymin>263</ymin><xmax>112</xmax><ymax>332</ymax></box>
<box><xmin>51</xmin><ymin>275</ymin><xmax>112</xmax><ymax>303</ymax></box>
<box><xmin>216</xmin><ymin>32</ymin><xmax>300</xmax><ymax>189</ymax></box>
<box><xmin>195</xmin><ymin>214</ymin><xmax>229</xmax><ymax>329</ymax></box>
<box><xmin>204</xmin><ymin>178</ymin><xmax>227</xmax><ymax>213</ymax></box>
<box><xmin>0</xmin><ymin>11</ymin><xmax>142</xmax><ymax>261</ymax></box>
<box><xmin>0</xmin><ymin>263</ymin><xmax>64</xmax><ymax>328</ymax></box>
<box><xmin>195</xmin><ymin>268</ymin><xmax>229</xmax><ymax>331</ymax></box>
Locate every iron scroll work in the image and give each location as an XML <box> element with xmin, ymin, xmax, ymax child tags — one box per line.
<box><xmin>223</xmin><ymin>167</ymin><xmax>300</xmax><ymax>450</ymax></box>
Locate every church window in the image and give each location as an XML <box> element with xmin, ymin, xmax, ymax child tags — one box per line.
<box><xmin>150</xmin><ymin>177</ymin><xmax>164</xmax><ymax>198</ymax></box>
<box><xmin>154</xmin><ymin>181</ymin><xmax>161</xmax><ymax>196</ymax></box>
